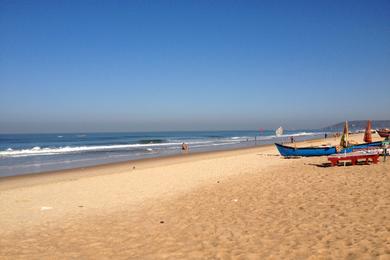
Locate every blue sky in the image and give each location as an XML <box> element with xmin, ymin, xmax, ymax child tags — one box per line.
<box><xmin>0</xmin><ymin>0</ymin><xmax>389</xmax><ymax>133</ymax></box>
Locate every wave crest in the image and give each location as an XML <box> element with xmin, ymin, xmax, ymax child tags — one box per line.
<box><xmin>0</xmin><ymin>142</ymin><xmax>181</xmax><ymax>158</ymax></box>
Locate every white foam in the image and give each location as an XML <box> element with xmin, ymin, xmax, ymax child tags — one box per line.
<box><xmin>290</xmin><ymin>132</ymin><xmax>318</xmax><ymax>137</ymax></box>
<box><xmin>0</xmin><ymin>132</ymin><xmax>321</xmax><ymax>158</ymax></box>
<box><xmin>229</xmin><ymin>136</ymin><xmax>251</xmax><ymax>141</ymax></box>
<box><xmin>0</xmin><ymin>142</ymin><xmax>182</xmax><ymax>157</ymax></box>
<box><xmin>261</xmin><ymin>132</ymin><xmax>318</xmax><ymax>139</ymax></box>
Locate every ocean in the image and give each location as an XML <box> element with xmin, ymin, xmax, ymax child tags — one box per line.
<box><xmin>0</xmin><ymin>130</ymin><xmax>324</xmax><ymax>177</ymax></box>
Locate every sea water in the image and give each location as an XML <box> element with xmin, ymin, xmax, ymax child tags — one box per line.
<box><xmin>0</xmin><ymin>130</ymin><xmax>324</xmax><ymax>177</ymax></box>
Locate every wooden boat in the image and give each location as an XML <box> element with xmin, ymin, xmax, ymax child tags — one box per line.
<box><xmin>343</xmin><ymin>141</ymin><xmax>383</xmax><ymax>153</ymax></box>
<box><xmin>377</xmin><ymin>128</ymin><xmax>390</xmax><ymax>138</ymax></box>
<box><xmin>275</xmin><ymin>141</ymin><xmax>383</xmax><ymax>157</ymax></box>
<box><xmin>275</xmin><ymin>143</ymin><xmax>337</xmax><ymax>157</ymax></box>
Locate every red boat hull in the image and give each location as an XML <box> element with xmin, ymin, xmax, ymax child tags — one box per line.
<box><xmin>377</xmin><ymin>129</ymin><xmax>390</xmax><ymax>138</ymax></box>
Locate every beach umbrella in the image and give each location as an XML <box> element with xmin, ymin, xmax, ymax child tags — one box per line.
<box><xmin>364</xmin><ymin>120</ymin><xmax>372</xmax><ymax>143</ymax></box>
<box><xmin>340</xmin><ymin>121</ymin><xmax>349</xmax><ymax>148</ymax></box>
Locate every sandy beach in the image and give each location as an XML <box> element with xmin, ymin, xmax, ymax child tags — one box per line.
<box><xmin>0</xmin><ymin>133</ymin><xmax>389</xmax><ymax>259</ymax></box>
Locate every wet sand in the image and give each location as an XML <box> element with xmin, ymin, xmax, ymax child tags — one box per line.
<box><xmin>0</xmin><ymin>133</ymin><xmax>389</xmax><ymax>259</ymax></box>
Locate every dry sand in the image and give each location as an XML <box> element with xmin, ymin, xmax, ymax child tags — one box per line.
<box><xmin>0</xmin><ymin>133</ymin><xmax>389</xmax><ymax>259</ymax></box>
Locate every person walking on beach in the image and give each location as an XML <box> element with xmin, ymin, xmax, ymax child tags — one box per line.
<box><xmin>181</xmin><ymin>143</ymin><xmax>189</xmax><ymax>153</ymax></box>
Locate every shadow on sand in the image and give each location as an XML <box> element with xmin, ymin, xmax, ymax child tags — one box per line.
<box><xmin>308</xmin><ymin>161</ymin><xmax>375</xmax><ymax>168</ymax></box>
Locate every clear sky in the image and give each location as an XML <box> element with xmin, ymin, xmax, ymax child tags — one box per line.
<box><xmin>1</xmin><ymin>0</ymin><xmax>389</xmax><ymax>133</ymax></box>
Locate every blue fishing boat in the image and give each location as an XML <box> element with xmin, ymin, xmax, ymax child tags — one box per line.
<box><xmin>342</xmin><ymin>141</ymin><xmax>383</xmax><ymax>153</ymax></box>
<box><xmin>275</xmin><ymin>141</ymin><xmax>383</xmax><ymax>157</ymax></box>
<box><xmin>275</xmin><ymin>143</ymin><xmax>337</xmax><ymax>157</ymax></box>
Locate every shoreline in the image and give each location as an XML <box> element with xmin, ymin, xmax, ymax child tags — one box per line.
<box><xmin>0</xmin><ymin>131</ymin><xmax>325</xmax><ymax>178</ymax></box>
<box><xmin>0</xmin><ymin>133</ymin><xmax>363</xmax><ymax>188</ymax></box>
<box><xmin>0</xmin><ymin>142</ymin><xmax>277</xmax><ymax>190</ymax></box>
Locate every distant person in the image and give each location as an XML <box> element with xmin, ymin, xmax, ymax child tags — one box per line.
<box><xmin>290</xmin><ymin>136</ymin><xmax>294</xmax><ymax>143</ymax></box>
<box><xmin>325</xmin><ymin>133</ymin><xmax>328</xmax><ymax>139</ymax></box>
<box><xmin>181</xmin><ymin>143</ymin><xmax>189</xmax><ymax>153</ymax></box>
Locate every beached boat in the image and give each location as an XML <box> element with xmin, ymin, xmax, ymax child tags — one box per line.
<box><xmin>376</xmin><ymin>129</ymin><xmax>390</xmax><ymax>138</ymax></box>
<box><xmin>275</xmin><ymin>141</ymin><xmax>383</xmax><ymax>157</ymax></box>
<box><xmin>343</xmin><ymin>141</ymin><xmax>383</xmax><ymax>152</ymax></box>
<box><xmin>275</xmin><ymin>143</ymin><xmax>337</xmax><ymax>157</ymax></box>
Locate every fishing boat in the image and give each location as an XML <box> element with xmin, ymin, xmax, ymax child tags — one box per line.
<box><xmin>275</xmin><ymin>143</ymin><xmax>337</xmax><ymax>157</ymax></box>
<box><xmin>275</xmin><ymin>141</ymin><xmax>383</xmax><ymax>157</ymax></box>
<box><xmin>376</xmin><ymin>128</ymin><xmax>390</xmax><ymax>138</ymax></box>
<box><xmin>343</xmin><ymin>141</ymin><xmax>383</xmax><ymax>152</ymax></box>
<box><xmin>275</xmin><ymin>121</ymin><xmax>383</xmax><ymax>157</ymax></box>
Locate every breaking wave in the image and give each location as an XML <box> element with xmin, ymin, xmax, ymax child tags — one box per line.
<box><xmin>0</xmin><ymin>142</ymin><xmax>182</xmax><ymax>158</ymax></box>
<box><xmin>138</xmin><ymin>139</ymin><xmax>166</xmax><ymax>144</ymax></box>
<box><xmin>0</xmin><ymin>132</ymin><xmax>321</xmax><ymax>158</ymax></box>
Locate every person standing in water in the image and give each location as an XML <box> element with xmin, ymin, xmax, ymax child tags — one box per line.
<box><xmin>181</xmin><ymin>143</ymin><xmax>189</xmax><ymax>153</ymax></box>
